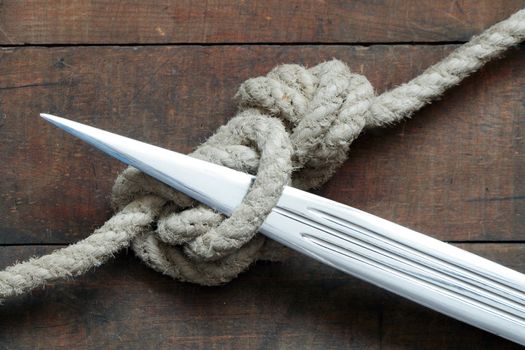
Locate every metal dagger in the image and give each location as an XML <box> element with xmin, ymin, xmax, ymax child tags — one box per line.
<box><xmin>40</xmin><ymin>113</ymin><xmax>525</xmax><ymax>345</ymax></box>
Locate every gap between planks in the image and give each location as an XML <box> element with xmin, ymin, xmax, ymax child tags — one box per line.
<box><xmin>0</xmin><ymin>40</ymin><xmax>471</xmax><ymax>48</ymax></box>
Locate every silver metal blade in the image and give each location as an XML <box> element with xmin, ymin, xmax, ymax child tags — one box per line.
<box><xmin>268</xmin><ymin>187</ymin><xmax>525</xmax><ymax>344</ymax></box>
<box><xmin>41</xmin><ymin>113</ymin><xmax>525</xmax><ymax>345</ymax></box>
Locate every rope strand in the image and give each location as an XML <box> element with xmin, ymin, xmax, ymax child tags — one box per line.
<box><xmin>368</xmin><ymin>9</ymin><xmax>525</xmax><ymax>126</ymax></box>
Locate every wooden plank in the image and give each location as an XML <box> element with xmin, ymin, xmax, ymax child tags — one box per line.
<box><xmin>1</xmin><ymin>45</ymin><xmax>524</xmax><ymax>244</ymax></box>
<box><xmin>0</xmin><ymin>243</ymin><xmax>523</xmax><ymax>349</ymax></box>
<box><xmin>0</xmin><ymin>1</ymin><xmax>523</xmax><ymax>44</ymax></box>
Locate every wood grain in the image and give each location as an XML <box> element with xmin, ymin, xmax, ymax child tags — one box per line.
<box><xmin>0</xmin><ymin>1</ymin><xmax>523</xmax><ymax>45</ymax></box>
<box><xmin>0</xmin><ymin>45</ymin><xmax>523</xmax><ymax>244</ymax></box>
<box><xmin>0</xmin><ymin>244</ymin><xmax>523</xmax><ymax>349</ymax></box>
<box><xmin>1</xmin><ymin>3</ymin><xmax>524</xmax><ymax>348</ymax></box>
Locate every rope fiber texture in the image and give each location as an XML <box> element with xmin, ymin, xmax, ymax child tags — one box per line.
<box><xmin>1</xmin><ymin>9</ymin><xmax>524</xmax><ymax>300</ymax></box>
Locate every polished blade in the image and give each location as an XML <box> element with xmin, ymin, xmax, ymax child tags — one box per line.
<box><xmin>41</xmin><ymin>113</ymin><xmax>525</xmax><ymax>345</ymax></box>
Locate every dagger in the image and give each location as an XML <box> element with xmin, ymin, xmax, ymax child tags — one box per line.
<box><xmin>40</xmin><ymin>113</ymin><xmax>525</xmax><ymax>345</ymax></box>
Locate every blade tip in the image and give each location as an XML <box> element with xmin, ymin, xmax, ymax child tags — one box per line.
<box><xmin>40</xmin><ymin>113</ymin><xmax>58</xmax><ymax>121</ymax></box>
<box><xmin>40</xmin><ymin>113</ymin><xmax>68</xmax><ymax>129</ymax></box>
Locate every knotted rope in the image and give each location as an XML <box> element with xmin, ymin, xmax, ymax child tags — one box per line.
<box><xmin>1</xmin><ymin>9</ymin><xmax>524</xmax><ymax>300</ymax></box>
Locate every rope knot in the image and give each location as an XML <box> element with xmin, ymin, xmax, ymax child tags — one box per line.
<box><xmin>237</xmin><ymin>60</ymin><xmax>375</xmax><ymax>188</ymax></box>
<box><xmin>111</xmin><ymin>60</ymin><xmax>375</xmax><ymax>285</ymax></box>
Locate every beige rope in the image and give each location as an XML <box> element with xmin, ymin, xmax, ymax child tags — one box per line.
<box><xmin>1</xmin><ymin>8</ymin><xmax>524</xmax><ymax>300</ymax></box>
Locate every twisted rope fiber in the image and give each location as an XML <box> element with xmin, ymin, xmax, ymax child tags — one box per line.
<box><xmin>1</xmin><ymin>9</ymin><xmax>524</xmax><ymax>299</ymax></box>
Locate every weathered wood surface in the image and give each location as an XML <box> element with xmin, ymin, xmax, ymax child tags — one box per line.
<box><xmin>0</xmin><ymin>0</ymin><xmax>523</xmax><ymax>44</ymax></box>
<box><xmin>1</xmin><ymin>1</ymin><xmax>525</xmax><ymax>349</ymax></box>
<box><xmin>0</xmin><ymin>244</ymin><xmax>523</xmax><ymax>349</ymax></box>
<box><xmin>1</xmin><ymin>45</ymin><xmax>524</xmax><ymax>244</ymax></box>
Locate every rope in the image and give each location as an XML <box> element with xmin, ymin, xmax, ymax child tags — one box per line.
<box><xmin>1</xmin><ymin>9</ymin><xmax>524</xmax><ymax>300</ymax></box>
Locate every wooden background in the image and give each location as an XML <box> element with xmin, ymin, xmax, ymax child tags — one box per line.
<box><xmin>0</xmin><ymin>1</ymin><xmax>524</xmax><ymax>348</ymax></box>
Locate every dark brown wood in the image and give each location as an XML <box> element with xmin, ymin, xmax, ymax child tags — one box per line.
<box><xmin>0</xmin><ymin>1</ymin><xmax>523</xmax><ymax>44</ymax></box>
<box><xmin>0</xmin><ymin>45</ymin><xmax>524</xmax><ymax>244</ymax></box>
<box><xmin>0</xmin><ymin>244</ymin><xmax>523</xmax><ymax>349</ymax></box>
<box><xmin>1</xmin><ymin>2</ymin><xmax>524</xmax><ymax>348</ymax></box>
